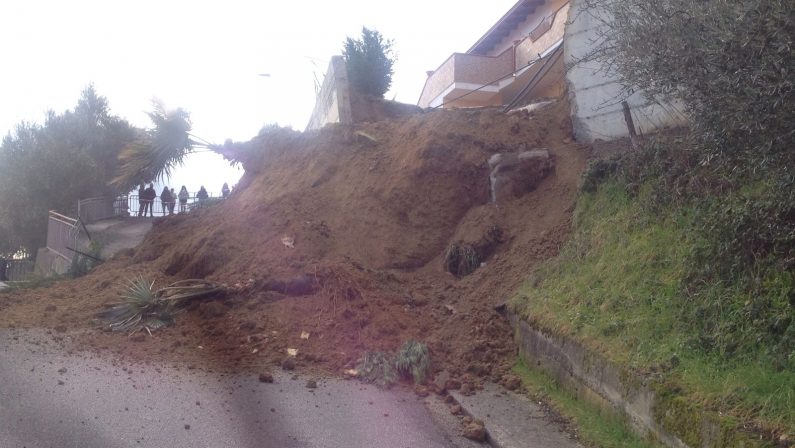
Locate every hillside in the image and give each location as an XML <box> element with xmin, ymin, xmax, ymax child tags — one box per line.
<box><xmin>0</xmin><ymin>99</ymin><xmax>586</xmax><ymax>385</ymax></box>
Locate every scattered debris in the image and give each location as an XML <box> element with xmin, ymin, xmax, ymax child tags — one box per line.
<box><xmin>300</xmin><ymin>331</ymin><xmax>310</xmax><ymax>340</ymax></box>
<box><xmin>281</xmin><ymin>236</ymin><xmax>295</xmax><ymax>248</ymax></box>
<box><xmin>286</xmin><ymin>348</ymin><xmax>298</xmax><ymax>357</ymax></box>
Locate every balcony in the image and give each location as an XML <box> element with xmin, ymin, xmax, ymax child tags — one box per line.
<box><xmin>418</xmin><ymin>2</ymin><xmax>570</xmax><ymax>109</ymax></box>
<box><xmin>418</xmin><ymin>48</ymin><xmax>516</xmax><ymax>109</ymax></box>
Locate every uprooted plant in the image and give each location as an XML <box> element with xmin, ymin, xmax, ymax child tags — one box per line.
<box><xmin>97</xmin><ymin>276</ymin><xmax>223</xmax><ymax>335</ymax></box>
<box><xmin>355</xmin><ymin>340</ymin><xmax>431</xmax><ymax>388</ymax></box>
<box><xmin>444</xmin><ymin>243</ymin><xmax>480</xmax><ymax>277</ymax></box>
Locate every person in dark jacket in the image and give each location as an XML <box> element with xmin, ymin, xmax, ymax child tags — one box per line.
<box><xmin>160</xmin><ymin>186</ymin><xmax>173</xmax><ymax>216</ymax></box>
<box><xmin>197</xmin><ymin>186</ymin><xmax>209</xmax><ymax>207</ymax></box>
<box><xmin>137</xmin><ymin>183</ymin><xmax>146</xmax><ymax>217</ymax></box>
<box><xmin>143</xmin><ymin>183</ymin><xmax>157</xmax><ymax>217</ymax></box>
<box><xmin>221</xmin><ymin>182</ymin><xmax>230</xmax><ymax>198</ymax></box>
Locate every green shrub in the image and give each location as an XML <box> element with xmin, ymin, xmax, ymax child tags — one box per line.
<box><xmin>342</xmin><ymin>28</ymin><xmax>395</xmax><ymax>97</ymax></box>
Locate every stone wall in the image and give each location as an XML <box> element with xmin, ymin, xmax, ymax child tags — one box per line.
<box><xmin>564</xmin><ymin>0</ymin><xmax>688</xmax><ymax>142</ymax></box>
<box><xmin>306</xmin><ymin>56</ymin><xmax>353</xmax><ymax>131</ymax></box>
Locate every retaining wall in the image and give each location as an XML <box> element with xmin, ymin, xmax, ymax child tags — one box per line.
<box><xmin>306</xmin><ymin>56</ymin><xmax>353</xmax><ymax>131</ymax></box>
<box><xmin>508</xmin><ymin>312</ymin><xmax>769</xmax><ymax>447</ymax></box>
<box><xmin>564</xmin><ymin>0</ymin><xmax>688</xmax><ymax>142</ymax></box>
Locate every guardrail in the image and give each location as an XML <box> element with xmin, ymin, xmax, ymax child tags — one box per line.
<box><xmin>127</xmin><ymin>193</ymin><xmax>223</xmax><ymax>217</ymax></box>
<box><xmin>78</xmin><ymin>197</ymin><xmax>117</xmax><ymax>224</ymax></box>
<box><xmin>46</xmin><ymin>211</ymin><xmax>80</xmax><ymax>261</ymax></box>
<box><xmin>5</xmin><ymin>259</ymin><xmax>34</xmax><ymax>281</ymax></box>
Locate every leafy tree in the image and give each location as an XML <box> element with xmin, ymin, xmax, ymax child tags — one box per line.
<box><xmin>342</xmin><ymin>27</ymin><xmax>395</xmax><ymax>97</ymax></box>
<box><xmin>0</xmin><ymin>86</ymin><xmax>137</xmax><ymax>255</ymax></box>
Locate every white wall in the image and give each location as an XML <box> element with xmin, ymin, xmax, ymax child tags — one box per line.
<box><xmin>564</xmin><ymin>0</ymin><xmax>687</xmax><ymax>142</ymax></box>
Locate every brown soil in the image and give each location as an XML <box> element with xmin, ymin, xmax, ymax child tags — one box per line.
<box><xmin>0</xmin><ymin>99</ymin><xmax>586</xmax><ymax>386</ymax></box>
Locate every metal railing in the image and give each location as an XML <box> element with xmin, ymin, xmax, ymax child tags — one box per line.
<box><xmin>78</xmin><ymin>196</ymin><xmax>117</xmax><ymax>224</ymax></box>
<box><xmin>46</xmin><ymin>211</ymin><xmax>80</xmax><ymax>261</ymax></box>
<box><xmin>127</xmin><ymin>193</ymin><xmax>224</xmax><ymax>217</ymax></box>
<box><xmin>5</xmin><ymin>259</ymin><xmax>34</xmax><ymax>281</ymax></box>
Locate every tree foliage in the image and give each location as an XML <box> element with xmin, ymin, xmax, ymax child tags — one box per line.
<box><xmin>582</xmin><ymin>0</ymin><xmax>794</xmax><ymax>161</ymax></box>
<box><xmin>0</xmin><ymin>86</ymin><xmax>136</xmax><ymax>256</ymax></box>
<box><xmin>577</xmin><ymin>0</ymin><xmax>795</xmax><ymax>363</ymax></box>
<box><xmin>342</xmin><ymin>27</ymin><xmax>395</xmax><ymax>97</ymax></box>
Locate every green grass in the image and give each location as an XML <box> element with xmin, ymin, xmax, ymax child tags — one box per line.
<box><xmin>510</xmin><ymin>181</ymin><xmax>795</xmax><ymax>436</ymax></box>
<box><xmin>512</xmin><ymin>359</ymin><xmax>659</xmax><ymax>448</ymax></box>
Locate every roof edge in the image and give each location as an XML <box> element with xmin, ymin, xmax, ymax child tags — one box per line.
<box><xmin>466</xmin><ymin>0</ymin><xmax>542</xmax><ymax>55</ymax></box>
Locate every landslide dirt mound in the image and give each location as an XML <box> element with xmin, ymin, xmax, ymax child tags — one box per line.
<box><xmin>0</xmin><ymin>99</ymin><xmax>586</xmax><ymax>386</ymax></box>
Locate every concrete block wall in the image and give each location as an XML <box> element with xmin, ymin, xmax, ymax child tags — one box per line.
<box><xmin>564</xmin><ymin>0</ymin><xmax>688</xmax><ymax>142</ymax></box>
<box><xmin>306</xmin><ymin>56</ymin><xmax>353</xmax><ymax>131</ymax></box>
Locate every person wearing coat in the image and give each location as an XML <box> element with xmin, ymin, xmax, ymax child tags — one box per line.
<box><xmin>136</xmin><ymin>183</ymin><xmax>146</xmax><ymax>217</ymax></box>
<box><xmin>197</xmin><ymin>186</ymin><xmax>209</xmax><ymax>207</ymax></box>
<box><xmin>160</xmin><ymin>187</ymin><xmax>173</xmax><ymax>216</ymax></box>
<box><xmin>169</xmin><ymin>188</ymin><xmax>177</xmax><ymax>215</ymax></box>
<box><xmin>178</xmin><ymin>186</ymin><xmax>189</xmax><ymax>213</ymax></box>
<box><xmin>143</xmin><ymin>183</ymin><xmax>156</xmax><ymax>217</ymax></box>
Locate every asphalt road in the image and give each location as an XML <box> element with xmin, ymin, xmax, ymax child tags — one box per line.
<box><xmin>0</xmin><ymin>329</ymin><xmax>475</xmax><ymax>448</ymax></box>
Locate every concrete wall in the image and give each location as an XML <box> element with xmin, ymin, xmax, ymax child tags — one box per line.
<box><xmin>564</xmin><ymin>0</ymin><xmax>688</xmax><ymax>142</ymax></box>
<box><xmin>491</xmin><ymin>0</ymin><xmax>570</xmax><ymax>55</ymax></box>
<box><xmin>515</xmin><ymin>3</ymin><xmax>569</xmax><ymax>67</ymax></box>
<box><xmin>508</xmin><ymin>311</ymin><xmax>768</xmax><ymax>447</ymax></box>
<box><xmin>306</xmin><ymin>56</ymin><xmax>353</xmax><ymax>131</ymax></box>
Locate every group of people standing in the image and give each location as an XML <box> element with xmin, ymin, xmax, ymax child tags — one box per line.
<box><xmin>136</xmin><ymin>183</ymin><xmax>230</xmax><ymax>217</ymax></box>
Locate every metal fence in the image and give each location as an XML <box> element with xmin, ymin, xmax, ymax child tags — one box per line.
<box><xmin>78</xmin><ymin>197</ymin><xmax>117</xmax><ymax>224</ymax></box>
<box><xmin>5</xmin><ymin>259</ymin><xmax>34</xmax><ymax>281</ymax></box>
<box><xmin>126</xmin><ymin>193</ymin><xmax>223</xmax><ymax>217</ymax></box>
<box><xmin>46</xmin><ymin>211</ymin><xmax>80</xmax><ymax>261</ymax></box>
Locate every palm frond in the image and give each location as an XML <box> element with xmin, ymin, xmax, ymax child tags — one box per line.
<box><xmin>97</xmin><ymin>276</ymin><xmax>224</xmax><ymax>335</ymax></box>
<box><xmin>110</xmin><ymin>103</ymin><xmax>208</xmax><ymax>191</ymax></box>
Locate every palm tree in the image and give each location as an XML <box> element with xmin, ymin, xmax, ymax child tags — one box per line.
<box><xmin>110</xmin><ymin>102</ymin><xmax>214</xmax><ymax>191</ymax></box>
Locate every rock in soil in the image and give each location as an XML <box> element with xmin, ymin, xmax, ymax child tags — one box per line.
<box><xmin>501</xmin><ymin>374</ymin><xmax>522</xmax><ymax>391</ymax></box>
<box><xmin>450</xmin><ymin>404</ymin><xmax>462</xmax><ymax>415</ymax></box>
<box><xmin>463</xmin><ymin>420</ymin><xmax>486</xmax><ymax>442</ymax></box>
<box><xmin>413</xmin><ymin>385</ymin><xmax>430</xmax><ymax>397</ymax></box>
<box><xmin>281</xmin><ymin>358</ymin><xmax>296</xmax><ymax>371</ymax></box>
<box><xmin>306</xmin><ymin>379</ymin><xmax>317</xmax><ymax>389</ymax></box>
<box><xmin>258</xmin><ymin>373</ymin><xmax>274</xmax><ymax>383</ymax></box>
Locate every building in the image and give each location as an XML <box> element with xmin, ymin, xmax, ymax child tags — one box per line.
<box><xmin>418</xmin><ymin>0</ymin><xmax>570</xmax><ymax>110</ymax></box>
<box><xmin>417</xmin><ymin>0</ymin><xmax>687</xmax><ymax>142</ymax></box>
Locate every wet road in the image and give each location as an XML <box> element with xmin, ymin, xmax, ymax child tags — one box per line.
<box><xmin>0</xmin><ymin>330</ymin><xmax>471</xmax><ymax>448</ymax></box>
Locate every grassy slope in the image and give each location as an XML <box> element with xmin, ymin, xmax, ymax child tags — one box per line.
<box><xmin>511</xmin><ymin>181</ymin><xmax>795</xmax><ymax>439</ymax></box>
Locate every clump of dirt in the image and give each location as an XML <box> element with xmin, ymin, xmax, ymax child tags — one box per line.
<box><xmin>0</xmin><ymin>99</ymin><xmax>586</xmax><ymax>385</ymax></box>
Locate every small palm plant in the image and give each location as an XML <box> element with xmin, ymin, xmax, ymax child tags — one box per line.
<box><xmin>356</xmin><ymin>351</ymin><xmax>398</xmax><ymax>388</ymax></box>
<box><xmin>395</xmin><ymin>340</ymin><xmax>431</xmax><ymax>384</ymax></box>
<box><xmin>98</xmin><ymin>276</ymin><xmax>222</xmax><ymax>335</ymax></box>
<box><xmin>355</xmin><ymin>340</ymin><xmax>431</xmax><ymax>388</ymax></box>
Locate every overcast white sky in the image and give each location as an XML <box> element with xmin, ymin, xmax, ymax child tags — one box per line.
<box><xmin>0</xmin><ymin>0</ymin><xmax>517</xmax><ymax>193</ymax></box>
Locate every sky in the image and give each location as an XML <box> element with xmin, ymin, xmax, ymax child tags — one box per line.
<box><xmin>0</xmin><ymin>0</ymin><xmax>517</xmax><ymax>194</ymax></box>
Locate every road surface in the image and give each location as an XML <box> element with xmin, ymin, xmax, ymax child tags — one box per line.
<box><xmin>0</xmin><ymin>329</ymin><xmax>476</xmax><ymax>448</ymax></box>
